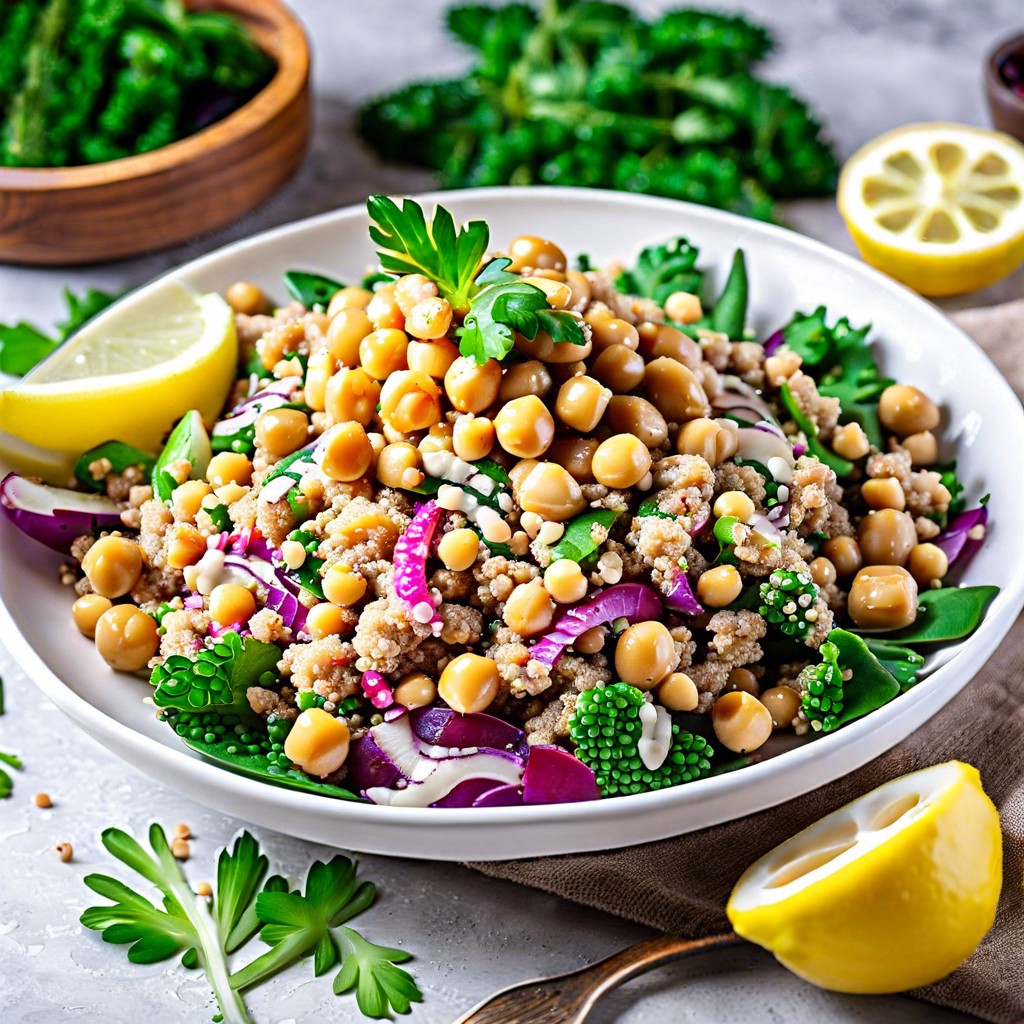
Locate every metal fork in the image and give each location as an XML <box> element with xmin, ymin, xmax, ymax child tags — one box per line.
<box><xmin>452</xmin><ymin>932</ymin><xmax>740</xmax><ymax>1024</ymax></box>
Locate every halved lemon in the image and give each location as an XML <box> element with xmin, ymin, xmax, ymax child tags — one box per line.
<box><xmin>0</xmin><ymin>283</ymin><xmax>236</xmax><ymax>472</ymax></box>
<box><xmin>838</xmin><ymin>123</ymin><xmax>1024</xmax><ymax>295</ymax></box>
<box><xmin>727</xmin><ymin>761</ymin><xmax>1002</xmax><ymax>994</ymax></box>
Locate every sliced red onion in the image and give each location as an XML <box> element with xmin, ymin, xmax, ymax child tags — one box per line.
<box><xmin>432</xmin><ymin>777</ymin><xmax>511</xmax><ymax>808</ymax></box>
<box><xmin>222</xmin><ymin>549</ymin><xmax>307</xmax><ymax>633</ymax></box>
<box><xmin>410</xmin><ymin>707</ymin><xmax>527</xmax><ymax>755</ymax></box>
<box><xmin>0</xmin><ymin>473</ymin><xmax>124</xmax><ymax>553</ymax></box>
<box><xmin>183</xmin><ymin>593</ymin><xmax>204</xmax><ymax>609</ymax></box>
<box><xmin>529</xmin><ymin>583</ymin><xmax>662</xmax><ymax>668</ymax></box>
<box><xmin>763</xmin><ymin>329</ymin><xmax>785</xmax><ymax>356</ymax></box>
<box><xmin>521</xmin><ymin>745</ymin><xmax>600</xmax><ymax>804</ymax></box>
<box><xmin>715</xmin><ymin>376</ymin><xmax>777</xmax><ymax>422</ymax></box>
<box><xmin>362</xmin><ymin>670</ymin><xmax>394</xmax><ymax>710</ymax></box>
<box><xmin>752</xmin><ymin>420</ymin><xmax>788</xmax><ymax>441</ymax></box>
<box><xmin>259</xmin><ymin>474</ymin><xmax>295</xmax><ymax>506</ymax></box>
<box><xmin>793</xmin><ymin>442</ymin><xmax>807</xmax><ymax>458</ymax></box>
<box><xmin>934</xmin><ymin>504</ymin><xmax>989</xmax><ymax>567</ymax></box>
<box><xmin>393</xmin><ymin>500</ymin><xmax>445</xmax><ymax>635</ymax></box>
<box><xmin>737</xmin><ymin>427</ymin><xmax>795</xmax><ymax>468</ymax></box>
<box><xmin>747</xmin><ymin>512</ymin><xmax>783</xmax><ymax>548</ymax></box>
<box><xmin>687</xmin><ymin>508</ymin><xmax>710</xmax><ymax>537</ymax></box>
<box><xmin>664</xmin><ymin>571</ymin><xmax>704</xmax><ymax>615</ymax></box>
<box><xmin>766</xmin><ymin>503</ymin><xmax>791</xmax><ymax>528</ymax></box>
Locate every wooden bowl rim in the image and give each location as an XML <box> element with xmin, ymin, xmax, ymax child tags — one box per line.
<box><xmin>0</xmin><ymin>0</ymin><xmax>309</xmax><ymax>193</ymax></box>
<box><xmin>985</xmin><ymin>31</ymin><xmax>1024</xmax><ymax>99</ymax></box>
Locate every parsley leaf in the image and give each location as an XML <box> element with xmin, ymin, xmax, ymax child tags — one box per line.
<box><xmin>459</xmin><ymin>257</ymin><xmax>586</xmax><ymax>363</ymax></box>
<box><xmin>333</xmin><ymin>927</ymin><xmax>422</xmax><ymax>1017</ymax></box>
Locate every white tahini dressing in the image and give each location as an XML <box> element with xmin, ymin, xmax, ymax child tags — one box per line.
<box><xmin>637</xmin><ymin>702</ymin><xmax>673</xmax><ymax>771</ymax></box>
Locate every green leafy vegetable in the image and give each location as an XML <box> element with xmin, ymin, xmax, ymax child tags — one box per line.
<box><xmin>283</xmin><ymin>271</ymin><xmax>347</xmax><ymax>312</ymax></box>
<box><xmin>778</xmin><ymin>379</ymin><xmax>854</xmax><ymax>477</ymax></box>
<box><xmin>0</xmin><ymin>749</ymin><xmax>22</xmax><ymax>799</ymax></box>
<box><xmin>358</xmin><ymin>2</ymin><xmax>836</xmax><ymax>222</ymax></box>
<box><xmin>152</xmin><ymin>410</ymin><xmax>212</xmax><ymax>504</ymax></box>
<box><xmin>636</xmin><ymin>498</ymin><xmax>675</xmax><ymax>521</ymax></box>
<box><xmin>550</xmin><ymin>509</ymin><xmax>619</xmax><ymax>563</ymax></box>
<box><xmin>0</xmin><ymin>286</ymin><xmax>121</xmax><ymax>377</ymax></box>
<box><xmin>888</xmin><ymin>586</ymin><xmax>999</xmax><ymax>644</ymax></box>
<box><xmin>74</xmin><ymin>441</ymin><xmax>156</xmax><ymax>493</ymax></box>
<box><xmin>862</xmin><ymin>638</ymin><xmax>925</xmax><ymax>693</ymax></box>
<box><xmin>80</xmin><ymin>825</ymin><xmax>418</xmax><ymax>1023</ymax></box>
<box><xmin>615</xmin><ymin>236</ymin><xmax>703</xmax><ymax>306</ymax></box>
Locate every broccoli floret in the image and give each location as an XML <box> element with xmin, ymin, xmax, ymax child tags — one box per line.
<box><xmin>759</xmin><ymin>569</ymin><xmax>819</xmax><ymax>640</ymax></box>
<box><xmin>799</xmin><ymin>639</ymin><xmax>844</xmax><ymax>733</ymax></box>
<box><xmin>568</xmin><ymin>682</ymin><xmax>712</xmax><ymax>796</ymax></box>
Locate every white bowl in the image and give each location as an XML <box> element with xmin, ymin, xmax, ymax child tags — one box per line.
<box><xmin>2</xmin><ymin>187</ymin><xmax>1021</xmax><ymax>860</ymax></box>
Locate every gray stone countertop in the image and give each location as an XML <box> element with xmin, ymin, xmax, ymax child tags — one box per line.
<box><xmin>1</xmin><ymin>1</ymin><xmax>1020</xmax><ymax>1021</ymax></box>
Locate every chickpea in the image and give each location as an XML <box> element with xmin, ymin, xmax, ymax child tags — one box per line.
<box><xmin>207</xmin><ymin>452</ymin><xmax>253</xmax><ymax>489</ymax></box>
<box><xmin>167</xmin><ymin>523</ymin><xmax>207</xmax><ymax>569</ymax></box>
<box><xmin>574</xmin><ymin>626</ymin><xmax>606</xmax><ymax>655</ymax></box>
<box><xmin>832</xmin><ymin>422</ymin><xmax>870</xmax><ymax>461</ymax></box>
<box><xmin>438</xmin><ymin>528</ymin><xmax>481</xmax><ymax>572</ymax></box>
<box><xmin>714</xmin><ymin>490</ymin><xmax>755</xmax><ymax>522</ymax></box>
<box><xmin>209</xmin><ymin>583</ymin><xmax>257</xmax><ymax>626</ymax></box>
<box><xmin>712</xmin><ymin>691</ymin><xmax>773</xmax><ymax>754</ymax></box>
<box><xmin>697</xmin><ymin>565</ymin><xmax>743</xmax><ymax>607</ymax></box>
<box><xmin>503</xmin><ymin>580</ymin><xmax>555</xmax><ymax>637</ymax></box>
<box><xmin>643</xmin><ymin>358</ymin><xmax>710</xmax><ymax>423</ymax></box>
<box><xmin>522</xmin><ymin>331</ymin><xmax>592</xmax><ymax>365</ymax></box>
<box><xmin>555</xmin><ymin>376</ymin><xmax>612</xmax><ymax>433</ymax></box>
<box><xmin>603</xmin><ymin>396</ymin><xmax>668</xmax><ymax>449</ymax></box>
<box><xmin>592</xmin><ymin>434</ymin><xmax>652</xmax><ymax>489</ymax></box>
<box><xmin>365</xmin><ymin>284</ymin><xmax>404</xmax><ymax>330</ymax></box>
<box><xmin>322</xmin><ymin>564</ymin><xmax>368</xmax><ymax>607</ymax></box>
<box><xmin>325</xmin><ymin>366</ymin><xmax>381</xmax><ymax>428</ymax></box>
<box><xmin>907</xmin><ymin>542</ymin><xmax>949</xmax><ymax>586</ymax></box>
<box><xmin>407</xmin><ymin>337</ymin><xmax>459</xmax><ymax>378</ymax></box>
<box><xmin>903</xmin><ymin>430</ymin><xmax>938</xmax><ymax>467</ymax></box>
<box><xmin>591</xmin><ymin>343</ymin><xmax>645</xmax><ymax>393</ymax></box>
<box><xmin>862</xmin><ymin>477</ymin><xmax>906</xmax><ymax>511</ymax></box>
<box><xmin>453</xmin><ymin>415</ymin><xmax>496</xmax><ymax>462</ymax></box>
<box><xmin>326</xmin><ymin>309</ymin><xmax>374</xmax><ymax>367</ymax></box>
<box><xmin>438</xmin><ymin>653</ymin><xmax>500</xmax><ymax>714</ymax></box>
<box><xmin>858</xmin><ymin>508</ymin><xmax>917</xmax><ymax>566</ymax></box>
<box><xmin>500</xmin><ymin>359</ymin><xmax>552</xmax><ymax>402</ymax></box>
<box><xmin>255</xmin><ymin>408</ymin><xmax>309</xmax><ymax>456</ymax></box>
<box><xmin>564</xmin><ymin>269</ymin><xmax>591</xmax><ymax>312</ymax></box>
<box><xmin>445</xmin><ymin>356</ymin><xmax>502</xmax><ymax>413</ymax></box>
<box><xmin>517</xmin><ymin>462</ymin><xmax>586</xmax><ymax>520</ymax></box>
<box><xmin>664</xmin><ymin>291</ymin><xmax>703</xmax><ymax>324</ymax></box>
<box><xmin>505</xmin><ymin>235</ymin><xmax>567</xmax><ymax>274</ymax></box>
<box><xmin>393</xmin><ymin>273</ymin><xmax>438</xmax><ymax>316</ymax></box>
<box><xmin>878</xmin><ymin>384</ymin><xmax>940</xmax><ymax>437</ymax></box>
<box><xmin>225</xmin><ymin>281</ymin><xmax>270</xmax><ymax>316</ymax></box>
<box><xmin>522</xmin><ymin>276</ymin><xmax>572</xmax><ymax>309</ymax></box>
<box><xmin>320</xmin><ymin>422</ymin><xmax>374</xmax><ymax>482</ymax></box>
<box><xmin>359</xmin><ymin>328</ymin><xmax>409</xmax><ymax>380</ymax></box>
<box><xmin>72</xmin><ymin>594</ymin><xmax>113</xmax><ymax>638</ymax></box>
<box><xmin>760</xmin><ymin>685</ymin><xmax>801</xmax><ymax>730</ymax></box>
<box><xmin>375</xmin><ymin>441</ymin><xmax>421</xmax><ymax>488</ymax></box>
<box><xmin>584</xmin><ymin>309</ymin><xmax>639</xmax><ymax>352</ymax></box>
<box><xmin>808</xmin><ymin>556</ymin><xmax>837</xmax><ymax>588</ymax></box>
<box><xmin>284</xmin><ymin>708</ymin><xmax>350</xmax><ymax>777</ymax></box>
<box><xmin>304</xmin><ymin>349</ymin><xmax>332</xmax><ymax>412</ymax></box>
<box><xmin>406</xmin><ymin>296</ymin><xmax>453</xmax><ymax>340</ymax></box>
<box><xmin>306</xmin><ymin>602</ymin><xmax>347</xmax><ymax>639</ymax></box>
<box><xmin>658</xmin><ymin>672</ymin><xmax>699</xmax><ymax>712</ymax></box>
<box><xmin>546</xmin><ymin>437</ymin><xmax>598</xmax><ymax>483</ymax></box>
<box><xmin>637</xmin><ymin>321</ymin><xmax>702</xmax><ymax>370</ymax></box>
<box><xmin>326</xmin><ymin>286</ymin><xmax>374</xmax><ymax>318</ymax></box>
<box><xmin>544</xmin><ymin>558</ymin><xmax>589</xmax><ymax>604</ymax></box>
<box><xmin>848</xmin><ymin>564</ymin><xmax>918</xmax><ymax>630</ymax></box>
<box><xmin>676</xmin><ymin>417</ymin><xmax>731</xmax><ymax>464</ymax></box>
<box><xmin>94</xmin><ymin>605</ymin><xmax>160</xmax><ymax>672</ymax></box>
<box><xmin>726</xmin><ymin>667</ymin><xmax>759</xmax><ymax>697</ymax></box>
<box><xmin>822</xmin><ymin>535</ymin><xmax>862</xmax><ymax>577</ymax></box>
<box><xmin>82</xmin><ymin>536</ymin><xmax>144</xmax><ymax>599</ymax></box>
<box><xmin>615</xmin><ymin>620</ymin><xmax>676</xmax><ymax>689</ymax></box>
<box><xmin>508</xmin><ymin>458</ymin><xmax>540</xmax><ymax>493</ymax></box>
<box><xmin>171</xmin><ymin>480</ymin><xmax>213</xmax><ymax>523</ymax></box>
<box><xmin>394</xmin><ymin>672</ymin><xmax>437</xmax><ymax>710</ymax></box>
<box><xmin>378</xmin><ymin>370</ymin><xmax>442</xmax><ymax>434</ymax></box>
<box><xmin>494</xmin><ymin>395</ymin><xmax>556</xmax><ymax>458</ymax></box>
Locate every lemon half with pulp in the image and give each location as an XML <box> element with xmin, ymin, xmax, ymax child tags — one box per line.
<box><xmin>0</xmin><ymin>283</ymin><xmax>236</xmax><ymax>475</ymax></box>
<box><xmin>727</xmin><ymin>761</ymin><xmax>1002</xmax><ymax>994</ymax></box>
<box><xmin>838</xmin><ymin>123</ymin><xmax>1024</xmax><ymax>295</ymax></box>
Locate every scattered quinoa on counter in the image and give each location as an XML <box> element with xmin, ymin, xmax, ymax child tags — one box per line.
<box><xmin>1</xmin><ymin>195</ymin><xmax>998</xmax><ymax>808</ymax></box>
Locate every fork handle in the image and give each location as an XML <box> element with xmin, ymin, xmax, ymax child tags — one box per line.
<box><xmin>562</xmin><ymin>932</ymin><xmax>741</xmax><ymax>1019</ymax></box>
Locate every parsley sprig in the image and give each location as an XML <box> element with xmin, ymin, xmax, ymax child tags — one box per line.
<box><xmin>367</xmin><ymin>193</ymin><xmax>586</xmax><ymax>363</ymax></box>
<box><xmin>81</xmin><ymin>825</ymin><xmax>422</xmax><ymax>1022</ymax></box>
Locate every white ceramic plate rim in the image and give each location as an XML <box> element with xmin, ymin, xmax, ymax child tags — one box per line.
<box><xmin>3</xmin><ymin>186</ymin><xmax>1022</xmax><ymax>859</ymax></box>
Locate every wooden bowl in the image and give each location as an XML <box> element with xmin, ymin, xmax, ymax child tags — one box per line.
<box><xmin>0</xmin><ymin>0</ymin><xmax>310</xmax><ymax>266</ymax></box>
<box><xmin>986</xmin><ymin>31</ymin><xmax>1024</xmax><ymax>143</ymax></box>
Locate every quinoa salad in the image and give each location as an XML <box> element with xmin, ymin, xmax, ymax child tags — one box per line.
<box><xmin>1</xmin><ymin>195</ymin><xmax>997</xmax><ymax>808</ymax></box>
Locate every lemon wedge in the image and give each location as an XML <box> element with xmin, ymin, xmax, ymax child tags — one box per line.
<box><xmin>0</xmin><ymin>283</ymin><xmax>236</xmax><ymax>468</ymax></box>
<box><xmin>838</xmin><ymin>123</ymin><xmax>1024</xmax><ymax>295</ymax></box>
<box><xmin>727</xmin><ymin>761</ymin><xmax>1002</xmax><ymax>994</ymax></box>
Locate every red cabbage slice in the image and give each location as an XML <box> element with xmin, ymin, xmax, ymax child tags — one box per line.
<box><xmin>473</xmin><ymin>784</ymin><xmax>525</xmax><ymax>807</ymax></box>
<box><xmin>935</xmin><ymin>504</ymin><xmax>989</xmax><ymax>567</ymax></box>
<box><xmin>664</xmin><ymin>571</ymin><xmax>704</xmax><ymax>615</ymax></box>
<box><xmin>0</xmin><ymin>472</ymin><xmax>123</xmax><ymax>552</ymax></box>
<box><xmin>410</xmin><ymin>707</ymin><xmax>527</xmax><ymax>754</ymax></box>
<box><xmin>393</xmin><ymin>500</ymin><xmax>445</xmax><ymax>635</ymax></box>
<box><xmin>521</xmin><ymin>745</ymin><xmax>600</xmax><ymax>804</ymax></box>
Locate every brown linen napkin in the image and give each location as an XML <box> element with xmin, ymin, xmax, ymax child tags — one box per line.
<box><xmin>470</xmin><ymin>300</ymin><xmax>1024</xmax><ymax>1024</ymax></box>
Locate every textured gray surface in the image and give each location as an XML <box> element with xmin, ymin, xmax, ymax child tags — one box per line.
<box><xmin>1</xmin><ymin>0</ymin><xmax>1020</xmax><ymax>1021</ymax></box>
